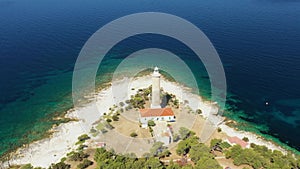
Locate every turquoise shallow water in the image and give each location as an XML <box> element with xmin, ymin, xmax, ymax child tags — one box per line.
<box><xmin>1</xmin><ymin>0</ymin><xmax>300</xmax><ymax>157</ymax></box>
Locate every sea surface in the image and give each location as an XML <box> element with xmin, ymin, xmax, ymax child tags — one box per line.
<box><xmin>1</xmin><ymin>0</ymin><xmax>300</xmax><ymax>156</ymax></box>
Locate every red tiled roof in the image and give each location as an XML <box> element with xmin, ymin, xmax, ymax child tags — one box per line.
<box><xmin>228</xmin><ymin>136</ymin><xmax>248</xmax><ymax>148</ymax></box>
<box><xmin>139</xmin><ymin>108</ymin><xmax>174</xmax><ymax>117</ymax></box>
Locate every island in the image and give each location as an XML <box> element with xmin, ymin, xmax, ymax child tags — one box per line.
<box><xmin>3</xmin><ymin>67</ymin><xmax>300</xmax><ymax>169</ymax></box>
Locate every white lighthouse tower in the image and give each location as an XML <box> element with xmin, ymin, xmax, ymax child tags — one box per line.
<box><xmin>151</xmin><ymin>67</ymin><xmax>161</xmax><ymax>108</ymax></box>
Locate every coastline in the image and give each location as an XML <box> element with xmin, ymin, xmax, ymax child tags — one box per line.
<box><xmin>4</xmin><ymin>75</ymin><xmax>294</xmax><ymax>168</ymax></box>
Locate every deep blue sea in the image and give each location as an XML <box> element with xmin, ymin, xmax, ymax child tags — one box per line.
<box><xmin>0</xmin><ymin>0</ymin><xmax>300</xmax><ymax>156</ymax></box>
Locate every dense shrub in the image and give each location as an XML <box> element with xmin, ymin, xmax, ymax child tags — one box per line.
<box><xmin>179</xmin><ymin>127</ymin><xmax>193</xmax><ymax>140</ymax></box>
<box><xmin>20</xmin><ymin>164</ymin><xmax>33</xmax><ymax>169</ymax></box>
<box><xmin>150</xmin><ymin>142</ymin><xmax>167</xmax><ymax>157</ymax></box>
<box><xmin>77</xmin><ymin>159</ymin><xmax>93</xmax><ymax>169</ymax></box>
<box><xmin>94</xmin><ymin>148</ymin><xmax>163</xmax><ymax>169</ymax></box>
<box><xmin>225</xmin><ymin>144</ymin><xmax>299</xmax><ymax>169</ymax></box>
<box><xmin>173</xmin><ymin>133</ymin><xmax>180</xmax><ymax>142</ymax></box>
<box><xmin>210</xmin><ymin>139</ymin><xmax>222</xmax><ymax>148</ymax></box>
<box><xmin>49</xmin><ymin>162</ymin><xmax>70</xmax><ymax>169</ymax></box>
<box><xmin>69</xmin><ymin>151</ymin><xmax>89</xmax><ymax>161</ymax></box>
<box><xmin>76</xmin><ymin>134</ymin><xmax>90</xmax><ymax>145</ymax></box>
<box><xmin>77</xmin><ymin>144</ymin><xmax>88</xmax><ymax>151</ymax></box>
<box><xmin>78</xmin><ymin>134</ymin><xmax>90</xmax><ymax>142</ymax></box>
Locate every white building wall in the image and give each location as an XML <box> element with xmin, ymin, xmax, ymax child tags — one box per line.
<box><xmin>140</xmin><ymin>115</ymin><xmax>175</xmax><ymax>127</ymax></box>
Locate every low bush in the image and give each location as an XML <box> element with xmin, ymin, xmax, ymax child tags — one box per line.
<box><xmin>242</xmin><ymin>137</ymin><xmax>249</xmax><ymax>142</ymax></box>
<box><xmin>130</xmin><ymin>132</ymin><xmax>138</xmax><ymax>137</ymax></box>
<box><xmin>148</xmin><ymin>120</ymin><xmax>156</xmax><ymax>127</ymax></box>
<box><xmin>77</xmin><ymin>159</ymin><xmax>93</xmax><ymax>169</ymax></box>
<box><xmin>69</xmin><ymin>151</ymin><xmax>89</xmax><ymax>161</ymax></box>
<box><xmin>112</xmin><ymin>115</ymin><xmax>119</xmax><ymax>121</ymax></box>
<box><xmin>49</xmin><ymin>162</ymin><xmax>70</xmax><ymax>169</ymax></box>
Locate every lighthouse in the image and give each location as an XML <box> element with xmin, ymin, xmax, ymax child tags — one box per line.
<box><xmin>139</xmin><ymin>66</ymin><xmax>175</xmax><ymax>129</ymax></box>
<box><xmin>151</xmin><ymin>67</ymin><xmax>161</xmax><ymax>108</ymax></box>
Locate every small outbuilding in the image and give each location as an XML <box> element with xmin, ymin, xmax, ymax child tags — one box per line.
<box><xmin>227</xmin><ymin>136</ymin><xmax>248</xmax><ymax>148</ymax></box>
